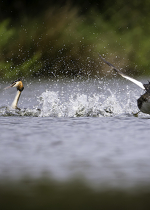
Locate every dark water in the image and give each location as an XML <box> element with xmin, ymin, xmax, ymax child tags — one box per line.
<box><xmin>1</xmin><ymin>78</ymin><xmax>150</xmax><ymax>209</ymax></box>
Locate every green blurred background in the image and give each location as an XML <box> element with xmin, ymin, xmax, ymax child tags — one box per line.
<box><xmin>0</xmin><ymin>0</ymin><xmax>150</xmax><ymax>80</ymax></box>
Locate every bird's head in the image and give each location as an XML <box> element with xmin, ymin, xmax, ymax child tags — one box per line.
<box><xmin>144</xmin><ymin>82</ymin><xmax>150</xmax><ymax>93</ymax></box>
<box><xmin>5</xmin><ymin>79</ymin><xmax>24</xmax><ymax>92</ymax></box>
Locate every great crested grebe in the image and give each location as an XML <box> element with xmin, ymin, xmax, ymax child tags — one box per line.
<box><xmin>99</xmin><ymin>54</ymin><xmax>150</xmax><ymax>114</ymax></box>
<box><xmin>4</xmin><ymin>79</ymin><xmax>24</xmax><ymax>110</ymax></box>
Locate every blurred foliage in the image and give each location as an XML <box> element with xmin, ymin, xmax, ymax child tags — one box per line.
<box><xmin>0</xmin><ymin>1</ymin><xmax>150</xmax><ymax>80</ymax></box>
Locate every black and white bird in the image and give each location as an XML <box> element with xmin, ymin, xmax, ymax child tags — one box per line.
<box><xmin>99</xmin><ymin>54</ymin><xmax>150</xmax><ymax>114</ymax></box>
<box><xmin>4</xmin><ymin>79</ymin><xmax>24</xmax><ymax>110</ymax></box>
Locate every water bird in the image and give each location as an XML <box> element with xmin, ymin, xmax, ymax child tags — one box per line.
<box><xmin>4</xmin><ymin>79</ymin><xmax>24</xmax><ymax>110</ymax></box>
<box><xmin>99</xmin><ymin>54</ymin><xmax>150</xmax><ymax>114</ymax></box>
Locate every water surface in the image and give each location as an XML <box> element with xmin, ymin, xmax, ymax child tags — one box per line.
<box><xmin>0</xmin><ymin>77</ymin><xmax>150</xmax><ymax>189</ymax></box>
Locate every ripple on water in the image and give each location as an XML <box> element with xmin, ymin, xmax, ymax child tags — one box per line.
<box><xmin>0</xmin><ymin>79</ymin><xmax>150</xmax><ymax>189</ymax></box>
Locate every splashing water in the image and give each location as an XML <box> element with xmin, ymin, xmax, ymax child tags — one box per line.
<box><xmin>39</xmin><ymin>90</ymin><xmax>125</xmax><ymax>117</ymax></box>
<box><xmin>0</xmin><ymin>79</ymin><xmax>142</xmax><ymax>117</ymax></box>
<box><xmin>0</xmin><ymin>105</ymin><xmax>41</xmax><ymax>117</ymax></box>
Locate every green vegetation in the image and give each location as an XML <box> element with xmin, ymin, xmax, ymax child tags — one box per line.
<box><xmin>0</xmin><ymin>2</ymin><xmax>150</xmax><ymax>80</ymax></box>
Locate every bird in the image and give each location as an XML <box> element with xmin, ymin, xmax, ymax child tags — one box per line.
<box><xmin>4</xmin><ymin>79</ymin><xmax>24</xmax><ymax>110</ymax></box>
<box><xmin>99</xmin><ymin>54</ymin><xmax>150</xmax><ymax>114</ymax></box>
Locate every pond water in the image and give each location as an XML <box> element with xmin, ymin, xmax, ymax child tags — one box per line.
<box><xmin>0</xmin><ymin>77</ymin><xmax>150</xmax><ymax>189</ymax></box>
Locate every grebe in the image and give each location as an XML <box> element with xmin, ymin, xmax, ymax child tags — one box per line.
<box><xmin>99</xmin><ymin>55</ymin><xmax>150</xmax><ymax>114</ymax></box>
<box><xmin>4</xmin><ymin>79</ymin><xmax>24</xmax><ymax>110</ymax></box>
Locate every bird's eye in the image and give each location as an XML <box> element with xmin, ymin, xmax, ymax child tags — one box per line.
<box><xmin>11</xmin><ymin>82</ymin><xmax>17</xmax><ymax>87</ymax></box>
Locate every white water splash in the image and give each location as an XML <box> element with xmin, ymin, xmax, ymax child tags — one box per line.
<box><xmin>0</xmin><ymin>79</ymin><xmax>142</xmax><ymax>117</ymax></box>
<box><xmin>0</xmin><ymin>106</ymin><xmax>41</xmax><ymax>117</ymax></box>
<box><xmin>39</xmin><ymin>90</ymin><xmax>125</xmax><ymax>117</ymax></box>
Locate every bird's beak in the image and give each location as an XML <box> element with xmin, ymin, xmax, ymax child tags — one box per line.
<box><xmin>4</xmin><ymin>84</ymin><xmax>13</xmax><ymax>90</ymax></box>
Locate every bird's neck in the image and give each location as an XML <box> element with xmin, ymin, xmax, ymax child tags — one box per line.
<box><xmin>11</xmin><ymin>90</ymin><xmax>21</xmax><ymax>109</ymax></box>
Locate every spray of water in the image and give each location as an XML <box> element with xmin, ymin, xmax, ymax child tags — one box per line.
<box><xmin>0</xmin><ymin>79</ymin><xmax>143</xmax><ymax>117</ymax></box>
